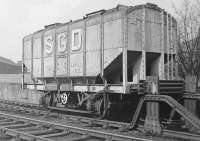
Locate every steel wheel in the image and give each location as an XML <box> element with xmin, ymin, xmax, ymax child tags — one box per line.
<box><xmin>61</xmin><ymin>93</ymin><xmax>68</xmax><ymax>105</ymax></box>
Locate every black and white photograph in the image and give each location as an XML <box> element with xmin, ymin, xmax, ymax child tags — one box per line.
<box><xmin>0</xmin><ymin>0</ymin><xmax>199</xmax><ymax>140</ymax></box>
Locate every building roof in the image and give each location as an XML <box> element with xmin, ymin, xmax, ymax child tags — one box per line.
<box><xmin>0</xmin><ymin>56</ymin><xmax>18</xmax><ymax>66</ymax></box>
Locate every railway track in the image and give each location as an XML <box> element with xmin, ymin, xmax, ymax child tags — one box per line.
<box><xmin>0</xmin><ymin>99</ymin><xmax>199</xmax><ymax>141</ymax></box>
<box><xmin>0</xmin><ymin>99</ymin><xmax>129</xmax><ymax>130</ymax></box>
<box><xmin>0</xmin><ymin>111</ymin><xmax>155</xmax><ymax>141</ymax></box>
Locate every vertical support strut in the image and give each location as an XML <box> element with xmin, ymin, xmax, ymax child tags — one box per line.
<box><xmin>22</xmin><ymin>38</ymin><xmax>25</xmax><ymax>89</ymax></box>
<box><xmin>159</xmin><ymin>11</ymin><xmax>165</xmax><ymax>80</ymax></box>
<box><xmin>32</xmin><ymin>35</ymin><xmax>37</xmax><ymax>89</ymax></box>
<box><xmin>122</xmin><ymin>11</ymin><xmax>128</xmax><ymax>93</ymax></box>
<box><xmin>100</xmin><ymin>13</ymin><xmax>104</xmax><ymax>79</ymax></box>
<box><xmin>83</xmin><ymin>18</ymin><xmax>87</xmax><ymax>83</ymax></box>
<box><xmin>41</xmin><ymin>31</ymin><xmax>44</xmax><ymax>78</ymax></box>
<box><xmin>140</xmin><ymin>6</ymin><xmax>146</xmax><ymax>80</ymax></box>
<box><xmin>31</xmin><ymin>36</ymin><xmax>33</xmax><ymax>83</ymax></box>
<box><xmin>67</xmin><ymin>22</ymin><xmax>71</xmax><ymax>80</ymax></box>
<box><xmin>54</xmin><ymin>30</ymin><xmax>57</xmax><ymax>78</ymax></box>
<box><xmin>167</xmin><ymin>14</ymin><xmax>170</xmax><ymax>80</ymax></box>
<box><xmin>174</xmin><ymin>21</ymin><xmax>178</xmax><ymax>79</ymax></box>
<box><xmin>170</xmin><ymin>16</ymin><xmax>174</xmax><ymax>80</ymax></box>
<box><xmin>144</xmin><ymin>76</ymin><xmax>161</xmax><ymax>134</ymax></box>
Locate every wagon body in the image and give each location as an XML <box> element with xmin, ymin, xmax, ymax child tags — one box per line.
<box><xmin>23</xmin><ymin>3</ymin><xmax>177</xmax><ymax>93</ymax></box>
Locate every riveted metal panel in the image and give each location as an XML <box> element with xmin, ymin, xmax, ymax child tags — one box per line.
<box><xmin>56</xmin><ymin>55</ymin><xmax>67</xmax><ymax>76</ymax></box>
<box><xmin>127</xmin><ymin>8</ymin><xmax>144</xmax><ymax>52</ymax></box>
<box><xmin>70</xmin><ymin>20</ymin><xmax>84</xmax><ymax>53</ymax></box>
<box><xmin>86</xmin><ymin>51</ymin><xmax>100</xmax><ymax>76</ymax></box>
<box><xmin>127</xmin><ymin>11</ymin><xmax>142</xmax><ymax>51</ymax></box>
<box><xmin>56</xmin><ymin>32</ymin><xmax>68</xmax><ymax>55</ymax></box>
<box><xmin>33</xmin><ymin>58</ymin><xmax>41</xmax><ymax>77</ymax></box>
<box><xmin>104</xmin><ymin>19</ymin><xmax>122</xmax><ymax>50</ymax></box>
<box><xmin>145</xmin><ymin>8</ymin><xmax>161</xmax><ymax>53</ymax></box>
<box><xmin>43</xmin><ymin>28</ymin><xmax>56</xmax><ymax>77</ymax></box>
<box><xmin>55</xmin><ymin>25</ymin><xmax>68</xmax><ymax>58</ymax></box>
<box><xmin>55</xmin><ymin>30</ymin><xmax>68</xmax><ymax>77</ymax></box>
<box><xmin>70</xmin><ymin>53</ymin><xmax>83</xmax><ymax>76</ymax></box>
<box><xmin>43</xmin><ymin>30</ymin><xmax>55</xmax><ymax>58</ymax></box>
<box><xmin>33</xmin><ymin>37</ymin><xmax>42</xmax><ymax>58</ymax></box>
<box><xmin>86</xmin><ymin>24</ymin><xmax>100</xmax><ymax>51</ymax></box>
<box><xmin>54</xmin><ymin>24</ymin><xmax>69</xmax><ymax>77</ymax></box>
<box><xmin>69</xmin><ymin>20</ymin><xmax>85</xmax><ymax>77</ymax></box>
<box><xmin>31</xmin><ymin>32</ymin><xmax>43</xmax><ymax>79</ymax></box>
<box><xmin>43</xmin><ymin>57</ymin><xmax>54</xmax><ymax>77</ymax></box>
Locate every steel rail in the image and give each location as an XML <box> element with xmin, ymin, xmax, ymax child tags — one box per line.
<box><xmin>0</xmin><ymin>100</ymin><xmax>130</xmax><ymax>129</ymax></box>
<box><xmin>0</xmin><ymin>112</ymin><xmax>154</xmax><ymax>141</ymax></box>
<box><xmin>137</xmin><ymin>125</ymin><xmax>200</xmax><ymax>141</ymax></box>
<box><xmin>0</xmin><ymin>128</ymin><xmax>53</xmax><ymax>141</ymax></box>
<box><xmin>163</xmin><ymin>129</ymin><xmax>200</xmax><ymax>141</ymax></box>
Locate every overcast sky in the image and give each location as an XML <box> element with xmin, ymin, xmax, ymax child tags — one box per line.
<box><xmin>0</xmin><ymin>0</ymin><xmax>182</xmax><ymax>62</ymax></box>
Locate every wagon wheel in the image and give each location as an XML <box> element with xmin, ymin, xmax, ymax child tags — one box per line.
<box><xmin>61</xmin><ymin>93</ymin><xmax>68</xmax><ymax>105</ymax></box>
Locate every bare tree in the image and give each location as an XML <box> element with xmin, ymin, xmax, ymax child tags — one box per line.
<box><xmin>173</xmin><ymin>0</ymin><xmax>200</xmax><ymax>89</ymax></box>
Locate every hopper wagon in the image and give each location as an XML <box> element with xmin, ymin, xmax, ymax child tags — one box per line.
<box><xmin>23</xmin><ymin>3</ymin><xmax>199</xmax><ymax>132</ymax></box>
